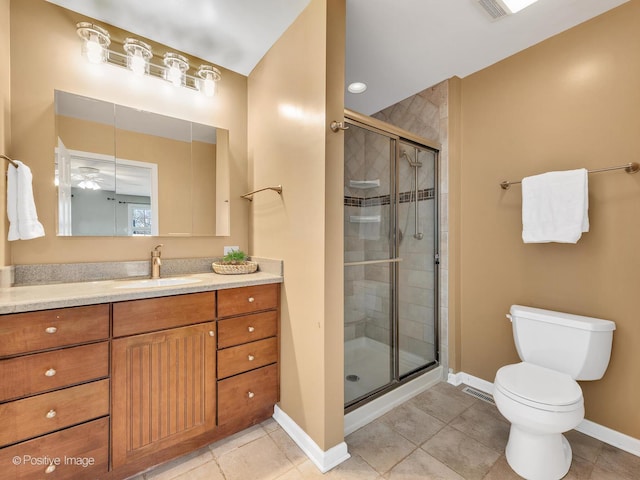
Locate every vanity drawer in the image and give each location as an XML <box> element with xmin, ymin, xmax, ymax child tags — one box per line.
<box><xmin>0</xmin><ymin>304</ymin><xmax>109</xmax><ymax>358</ymax></box>
<box><xmin>217</xmin><ymin>337</ymin><xmax>278</xmax><ymax>379</ymax></box>
<box><xmin>0</xmin><ymin>416</ymin><xmax>109</xmax><ymax>480</ymax></box>
<box><xmin>217</xmin><ymin>310</ymin><xmax>278</xmax><ymax>348</ymax></box>
<box><xmin>218</xmin><ymin>364</ymin><xmax>278</xmax><ymax>425</ymax></box>
<box><xmin>113</xmin><ymin>291</ymin><xmax>215</xmax><ymax>337</ymax></box>
<box><xmin>217</xmin><ymin>284</ymin><xmax>279</xmax><ymax>318</ymax></box>
<box><xmin>0</xmin><ymin>342</ymin><xmax>109</xmax><ymax>402</ymax></box>
<box><xmin>0</xmin><ymin>379</ymin><xmax>109</xmax><ymax>447</ymax></box>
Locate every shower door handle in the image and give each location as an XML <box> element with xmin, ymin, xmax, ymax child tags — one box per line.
<box><xmin>344</xmin><ymin>258</ymin><xmax>403</xmax><ymax>267</ymax></box>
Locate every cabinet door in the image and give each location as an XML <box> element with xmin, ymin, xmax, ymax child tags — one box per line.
<box><xmin>112</xmin><ymin>322</ymin><xmax>216</xmax><ymax>468</ymax></box>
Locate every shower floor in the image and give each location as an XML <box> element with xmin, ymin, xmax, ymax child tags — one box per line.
<box><xmin>344</xmin><ymin>337</ymin><xmax>426</xmax><ymax>405</ymax></box>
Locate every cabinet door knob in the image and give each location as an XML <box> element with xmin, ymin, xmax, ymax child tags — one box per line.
<box><xmin>209</xmin><ymin>330</ymin><xmax>215</xmax><ymax>337</ymax></box>
<box><xmin>45</xmin><ymin>465</ymin><xmax>56</xmax><ymax>474</ymax></box>
<box><xmin>247</xmin><ymin>391</ymin><xmax>255</xmax><ymax>399</ymax></box>
<box><xmin>248</xmin><ymin>326</ymin><xmax>255</xmax><ymax>333</ymax></box>
<box><xmin>45</xmin><ymin>368</ymin><xmax>57</xmax><ymax>377</ymax></box>
<box><xmin>46</xmin><ymin>409</ymin><xmax>57</xmax><ymax>419</ymax></box>
<box><xmin>248</xmin><ymin>297</ymin><xmax>255</xmax><ymax>303</ymax></box>
<box><xmin>45</xmin><ymin>326</ymin><xmax>57</xmax><ymax>334</ymax></box>
<box><xmin>247</xmin><ymin>354</ymin><xmax>255</xmax><ymax>361</ymax></box>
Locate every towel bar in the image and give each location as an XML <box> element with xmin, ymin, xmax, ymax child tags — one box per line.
<box><xmin>500</xmin><ymin>162</ymin><xmax>639</xmax><ymax>190</ymax></box>
<box><xmin>1</xmin><ymin>154</ymin><xmax>18</xmax><ymax>168</ymax></box>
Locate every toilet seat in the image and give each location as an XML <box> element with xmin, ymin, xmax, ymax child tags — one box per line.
<box><xmin>495</xmin><ymin>362</ymin><xmax>583</xmax><ymax>412</ymax></box>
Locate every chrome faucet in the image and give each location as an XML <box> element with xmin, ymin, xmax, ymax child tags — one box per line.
<box><xmin>151</xmin><ymin>244</ymin><xmax>163</xmax><ymax>279</ymax></box>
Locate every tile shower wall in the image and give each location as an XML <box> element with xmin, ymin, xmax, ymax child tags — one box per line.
<box><xmin>374</xmin><ymin>80</ymin><xmax>450</xmax><ymax>376</ymax></box>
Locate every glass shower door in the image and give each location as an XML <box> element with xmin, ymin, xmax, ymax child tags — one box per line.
<box><xmin>344</xmin><ymin>121</ymin><xmax>396</xmax><ymax>406</ymax></box>
<box><xmin>397</xmin><ymin>142</ymin><xmax>438</xmax><ymax>377</ymax></box>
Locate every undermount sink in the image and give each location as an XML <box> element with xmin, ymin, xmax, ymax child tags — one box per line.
<box><xmin>114</xmin><ymin>277</ymin><xmax>202</xmax><ymax>289</ymax></box>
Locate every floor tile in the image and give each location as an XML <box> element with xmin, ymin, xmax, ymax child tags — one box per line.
<box><xmin>270</xmin><ymin>427</ymin><xmax>308</xmax><ymax>466</ymax></box>
<box><xmin>145</xmin><ymin>447</ymin><xmax>213</xmax><ymax>480</ymax></box>
<box><xmin>594</xmin><ymin>443</ymin><xmax>640</xmax><ymax>480</ymax></box>
<box><xmin>408</xmin><ymin>386</ymin><xmax>473</xmax><ymax>423</ymax></box>
<box><xmin>379</xmin><ymin>401</ymin><xmax>446</xmax><ymax>445</ymax></box>
<box><xmin>589</xmin><ymin>464</ymin><xmax>633</xmax><ymax>479</ymax></box>
<box><xmin>170</xmin><ymin>460</ymin><xmax>225</xmax><ymax>480</ymax></box>
<box><xmin>347</xmin><ymin>420</ymin><xmax>416</xmax><ymax>474</ymax></box>
<box><xmin>421</xmin><ymin>426</ymin><xmax>500</xmax><ymax>480</ymax></box>
<box><xmin>565</xmin><ymin>429</ymin><xmax>603</xmax><ymax>463</ymax></box>
<box><xmin>388</xmin><ymin>448</ymin><xmax>464</xmax><ymax>480</ymax></box>
<box><xmin>481</xmin><ymin>455</ymin><xmax>522</xmax><ymax>480</ymax></box>
<box><xmin>448</xmin><ymin>401</ymin><xmax>510</xmax><ymax>453</ymax></box>
<box><xmin>217</xmin><ymin>434</ymin><xmax>295</xmax><ymax>480</ymax></box>
<box><xmin>209</xmin><ymin>423</ymin><xmax>267</xmax><ymax>459</ymax></box>
<box><xmin>564</xmin><ymin>454</ymin><xmax>595</xmax><ymax>480</ymax></box>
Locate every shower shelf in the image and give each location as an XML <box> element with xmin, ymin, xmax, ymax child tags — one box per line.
<box><xmin>349</xmin><ymin>180</ymin><xmax>380</xmax><ymax>189</ymax></box>
<box><xmin>349</xmin><ymin>215</ymin><xmax>381</xmax><ymax>223</ymax></box>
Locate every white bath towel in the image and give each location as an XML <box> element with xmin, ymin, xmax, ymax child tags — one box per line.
<box><xmin>7</xmin><ymin>160</ymin><xmax>45</xmax><ymax>241</ymax></box>
<box><xmin>521</xmin><ymin>168</ymin><xmax>589</xmax><ymax>244</ymax></box>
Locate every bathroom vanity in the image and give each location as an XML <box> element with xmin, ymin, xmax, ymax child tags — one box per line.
<box><xmin>0</xmin><ymin>272</ymin><xmax>281</xmax><ymax>479</ymax></box>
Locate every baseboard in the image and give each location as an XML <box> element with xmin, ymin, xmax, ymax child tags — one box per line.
<box><xmin>273</xmin><ymin>405</ymin><xmax>350</xmax><ymax>473</ymax></box>
<box><xmin>345</xmin><ymin>366</ymin><xmax>444</xmax><ymax>436</ymax></box>
<box><xmin>449</xmin><ymin>371</ymin><xmax>640</xmax><ymax>457</ymax></box>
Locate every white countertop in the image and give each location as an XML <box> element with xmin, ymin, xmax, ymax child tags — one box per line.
<box><xmin>0</xmin><ymin>272</ymin><xmax>283</xmax><ymax>314</ymax></box>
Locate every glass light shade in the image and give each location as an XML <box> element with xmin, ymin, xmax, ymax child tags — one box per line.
<box><xmin>123</xmin><ymin>38</ymin><xmax>153</xmax><ymax>76</ymax></box>
<box><xmin>76</xmin><ymin>22</ymin><xmax>110</xmax><ymax>64</ymax></box>
<box><xmin>78</xmin><ymin>179</ymin><xmax>101</xmax><ymax>190</ymax></box>
<box><xmin>163</xmin><ymin>53</ymin><xmax>189</xmax><ymax>87</ymax></box>
<box><xmin>196</xmin><ymin>65</ymin><xmax>221</xmax><ymax>97</ymax></box>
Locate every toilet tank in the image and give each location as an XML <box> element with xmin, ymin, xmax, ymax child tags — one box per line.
<box><xmin>509</xmin><ymin>305</ymin><xmax>616</xmax><ymax>380</ymax></box>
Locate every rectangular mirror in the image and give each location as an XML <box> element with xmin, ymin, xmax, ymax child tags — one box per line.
<box><xmin>54</xmin><ymin>90</ymin><xmax>230</xmax><ymax>237</ymax></box>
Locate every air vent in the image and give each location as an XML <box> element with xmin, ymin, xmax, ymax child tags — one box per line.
<box><xmin>462</xmin><ymin>386</ymin><xmax>496</xmax><ymax>405</ymax></box>
<box><xmin>477</xmin><ymin>0</ymin><xmax>509</xmax><ymax>19</ymax></box>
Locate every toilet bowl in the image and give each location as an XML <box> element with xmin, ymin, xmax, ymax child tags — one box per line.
<box><xmin>494</xmin><ymin>362</ymin><xmax>584</xmax><ymax>480</ymax></box>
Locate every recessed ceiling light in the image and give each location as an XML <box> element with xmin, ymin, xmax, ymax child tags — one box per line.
<box><xmin>348</xmin><ymin>82</ymin><xmax>367</xmax><ymax>94</ymax></box>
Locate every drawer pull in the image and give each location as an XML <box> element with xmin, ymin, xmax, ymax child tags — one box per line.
<box><xmin>45</xmin><ymin>368</ymin><xmax>57</xmax><ymax>377</ymax></box>
<box><xmin>45</xmin><ymin>326</ymin><xmax>58</xmax><ymax>334</ymax></box>
<box><xmin>248</xmin><ymin>326</ymin><xmax>255</xmax><ymax>333</ymax></box>
<box><xmin>45</xmin><ymin>465</ymin><xmax>56</xmax><ymax>474</ymax></box>
<box><xmin>248</xmin><ymin>297</ymin><xmax>255</xmax><ymax>303</ymax></box>
<box><xmin>247</xmin><ymin>354</ymin><xmax>255</xmax><ymax>361</ymax></box>
<box><xmin>248</xmin><ymin>391</ymin><xmax>255</xmax><ymax>399</ymax></box>
<box><xmin>209</xmin><ymin>330</ymin><xmax>215</xmax><ymax>337</ymax></box>
<box><xmin>46</xmin><ymin>409</ymin><xmax>57</xmax><ymax>419</ymax></box>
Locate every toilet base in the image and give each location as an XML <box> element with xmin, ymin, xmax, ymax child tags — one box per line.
<box><xmin>505</xmin><ymin>424</ymin><xmax>572</xmax><ymax>480</ymax></box>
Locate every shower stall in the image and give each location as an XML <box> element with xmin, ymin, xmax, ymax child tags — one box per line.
<box><xmin>343</xmin><ymin>110</ymin><xmax>439</xmax><ymax>409</ymax></box>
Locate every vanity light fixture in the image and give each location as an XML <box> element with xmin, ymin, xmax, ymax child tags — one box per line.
<box><xmin>196</xmin><ymin>65</ymin><xmax>221</xmax><ymax>97</ymax></box>
<box><xmin>123</xmin><ymin>38</ymin><xmax>153</xmax><ymax>76</ymax></box>
<box><xmin>163</xmin><ymin>52</ymin><xmax>189</xmax><ymax>87</ymax></box>
<box><xmin>76</xmin><ymin>22</ymin><xmax>111</xmax><ymax>64</ymax></box>
<box><xmin>75</xmin><ymin>22</ymin><xmax>221</xmax><ymax>96</ymax></box>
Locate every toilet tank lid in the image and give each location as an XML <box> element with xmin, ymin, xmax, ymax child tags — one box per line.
<box><xmin>510</xmin><ymin>305</ymin><xmax>616</xmax><ymax>332</ymax></box>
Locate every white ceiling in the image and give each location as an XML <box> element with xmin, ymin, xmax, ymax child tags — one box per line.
<box><xmin>48</xmin><ymin>0</ymin><xmax>629</xmax><ymax>115</ymax></box>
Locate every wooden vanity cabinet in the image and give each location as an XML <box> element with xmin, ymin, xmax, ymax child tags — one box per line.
<box><xmin>0</xmin><ymin>305</ymin><xmax>110</xmax><ymax>480</ymax></box>
<box><xmin>111</xmin><ymin>292</ymin><xmax>216</xmax><ymax>469</ymax></box>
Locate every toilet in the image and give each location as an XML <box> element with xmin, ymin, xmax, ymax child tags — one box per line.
<box><xmin>494</xmin><ymin>305</ymin><xmax>616</xmax><ymax>480</ymax></box>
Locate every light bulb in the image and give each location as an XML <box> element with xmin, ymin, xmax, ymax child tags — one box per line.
<box><xmin>168</xmin><ymin>66</ymin><xmax>182</xmax><ymax>86</ymax></box>
<box><xmin>130</xmin><ymin>53</ymin><xmax>147</xmax><ymax>76</ymax></box>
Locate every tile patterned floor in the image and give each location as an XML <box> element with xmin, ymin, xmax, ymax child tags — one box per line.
<box><xmin>132</xmin><ymin>382</ymin><xmax>640</xmax><ymax>480</ymax></box>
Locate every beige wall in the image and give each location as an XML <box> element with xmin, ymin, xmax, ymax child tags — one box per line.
<box><xmin>458</xmin><ymin>1</ymin><xmax>640</xmax><ymax>437</ymax></box>
<box><xmin>248</xmin><ymin>0</ymin><xmax>345</xmax><ymax>450</ymax></box>
<box><xmin>1</xmin><ymin>0</ymin><xmax>10</xmax><ymax>266</ymax></box>
<box><xmin>9</xmin><ymin>0</ymin><xmax>248</xmax><ymax>264</ymax></box>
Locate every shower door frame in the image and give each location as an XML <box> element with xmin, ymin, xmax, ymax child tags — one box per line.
<box><xmin>344</xmin><ymin>109</ymin><xmax>440</xmax><ymax>412</ymax></box>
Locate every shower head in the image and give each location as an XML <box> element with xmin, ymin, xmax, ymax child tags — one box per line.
<box><xmin>400</xmin><ymin>149</ymin><xmax>422</xmax><ymax>167</ymax></box>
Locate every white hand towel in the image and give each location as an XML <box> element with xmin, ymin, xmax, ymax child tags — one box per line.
<box><xmin>521</xmin><ymin>168</ymin><xmax>589</xmax><ymax>244</ymax></box>
<box><xmin>7</xmin><ymin>160</ymin><xmax>45</xmax><ymax>241</ymax></box>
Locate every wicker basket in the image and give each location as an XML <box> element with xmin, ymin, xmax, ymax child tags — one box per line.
<box><xmin>211</xmin><ymin>261</ymin><xmax>258</xmax><ymax>275</ymax></box>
